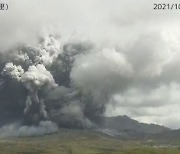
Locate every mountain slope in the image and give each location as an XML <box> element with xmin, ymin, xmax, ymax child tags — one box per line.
<box><xmin>100</xmin><ymin>115</ymin><xmax>170</xmax><ymax>134</ymax></box>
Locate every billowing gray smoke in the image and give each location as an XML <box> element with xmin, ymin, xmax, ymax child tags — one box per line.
<box><xmin>0</xmin><ymin>35</ymin><xmax>132</xmax><ymax>137</ymax></box>
<box><xmin>1</xmin><ymin>0</ymin><xmax>180</xmax><ymax>132</ymax></box>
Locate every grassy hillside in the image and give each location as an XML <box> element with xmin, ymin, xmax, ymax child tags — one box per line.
<box><xmin>0</xmin><ymin>129</ymin><xmax>179</xmax><ymax>154</ymax></box>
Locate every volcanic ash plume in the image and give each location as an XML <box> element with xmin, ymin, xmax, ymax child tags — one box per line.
<box><xmin>2</xmin><ymin>62</ymin><xmax>57</xmax><ymax>125</ymax></box>
<box><xmin>0</xmin><ymin>35</ymin><xmax>132</xmax><ymax>137</ymax></box>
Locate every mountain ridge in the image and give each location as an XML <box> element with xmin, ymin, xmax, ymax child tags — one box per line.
<box><xmin>99</xmin><ymin>115</ymin><xmax>170</xmax><ymax>135</ymax></box>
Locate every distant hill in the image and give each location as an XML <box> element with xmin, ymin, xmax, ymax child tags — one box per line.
<box><xmin>99</xmin><ymin>115</ymin><xmax>170</xmax><ymax>135</ymax></box>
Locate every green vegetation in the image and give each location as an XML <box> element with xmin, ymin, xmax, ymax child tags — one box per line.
<box><xmin>0</xmin><ymin>129</ymin><xmax>179</xmax><ymax>154</ymax></box>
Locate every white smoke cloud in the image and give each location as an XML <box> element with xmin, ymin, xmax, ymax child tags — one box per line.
<box><xmin>71</xmin><ymin>48</ymin><xmax>133</xmax><ymax>94</ymax></box>
<box><xmin>2</xmin><ymin>63</ymin><xmax>24</xmax><ymax>81</ymax></box>
<box><xmin>21</xmin><ymin>64</ymin><xmax>57</xmax><ymax>91</ymax></box>
<box><xmin>0</xmin><ymin>121</ymin><xmax>58</xmax><ymax>138</ymax></box>
<box><xmin>2</xmin><ymin>62</ymin><xmax>57</xmax><ymax>91</ymax></box>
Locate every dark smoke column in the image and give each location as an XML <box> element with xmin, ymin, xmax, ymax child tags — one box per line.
<box><xmin>2</xmin><ymin>63</ymin><xmax>58</xmax><ymax>125</ymax></box>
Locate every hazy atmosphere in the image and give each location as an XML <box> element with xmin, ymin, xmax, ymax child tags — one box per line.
<box><xmin>0</xmin><ymin>0</ymin><xmax>180</xmax><ymax>138</ymax></box>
